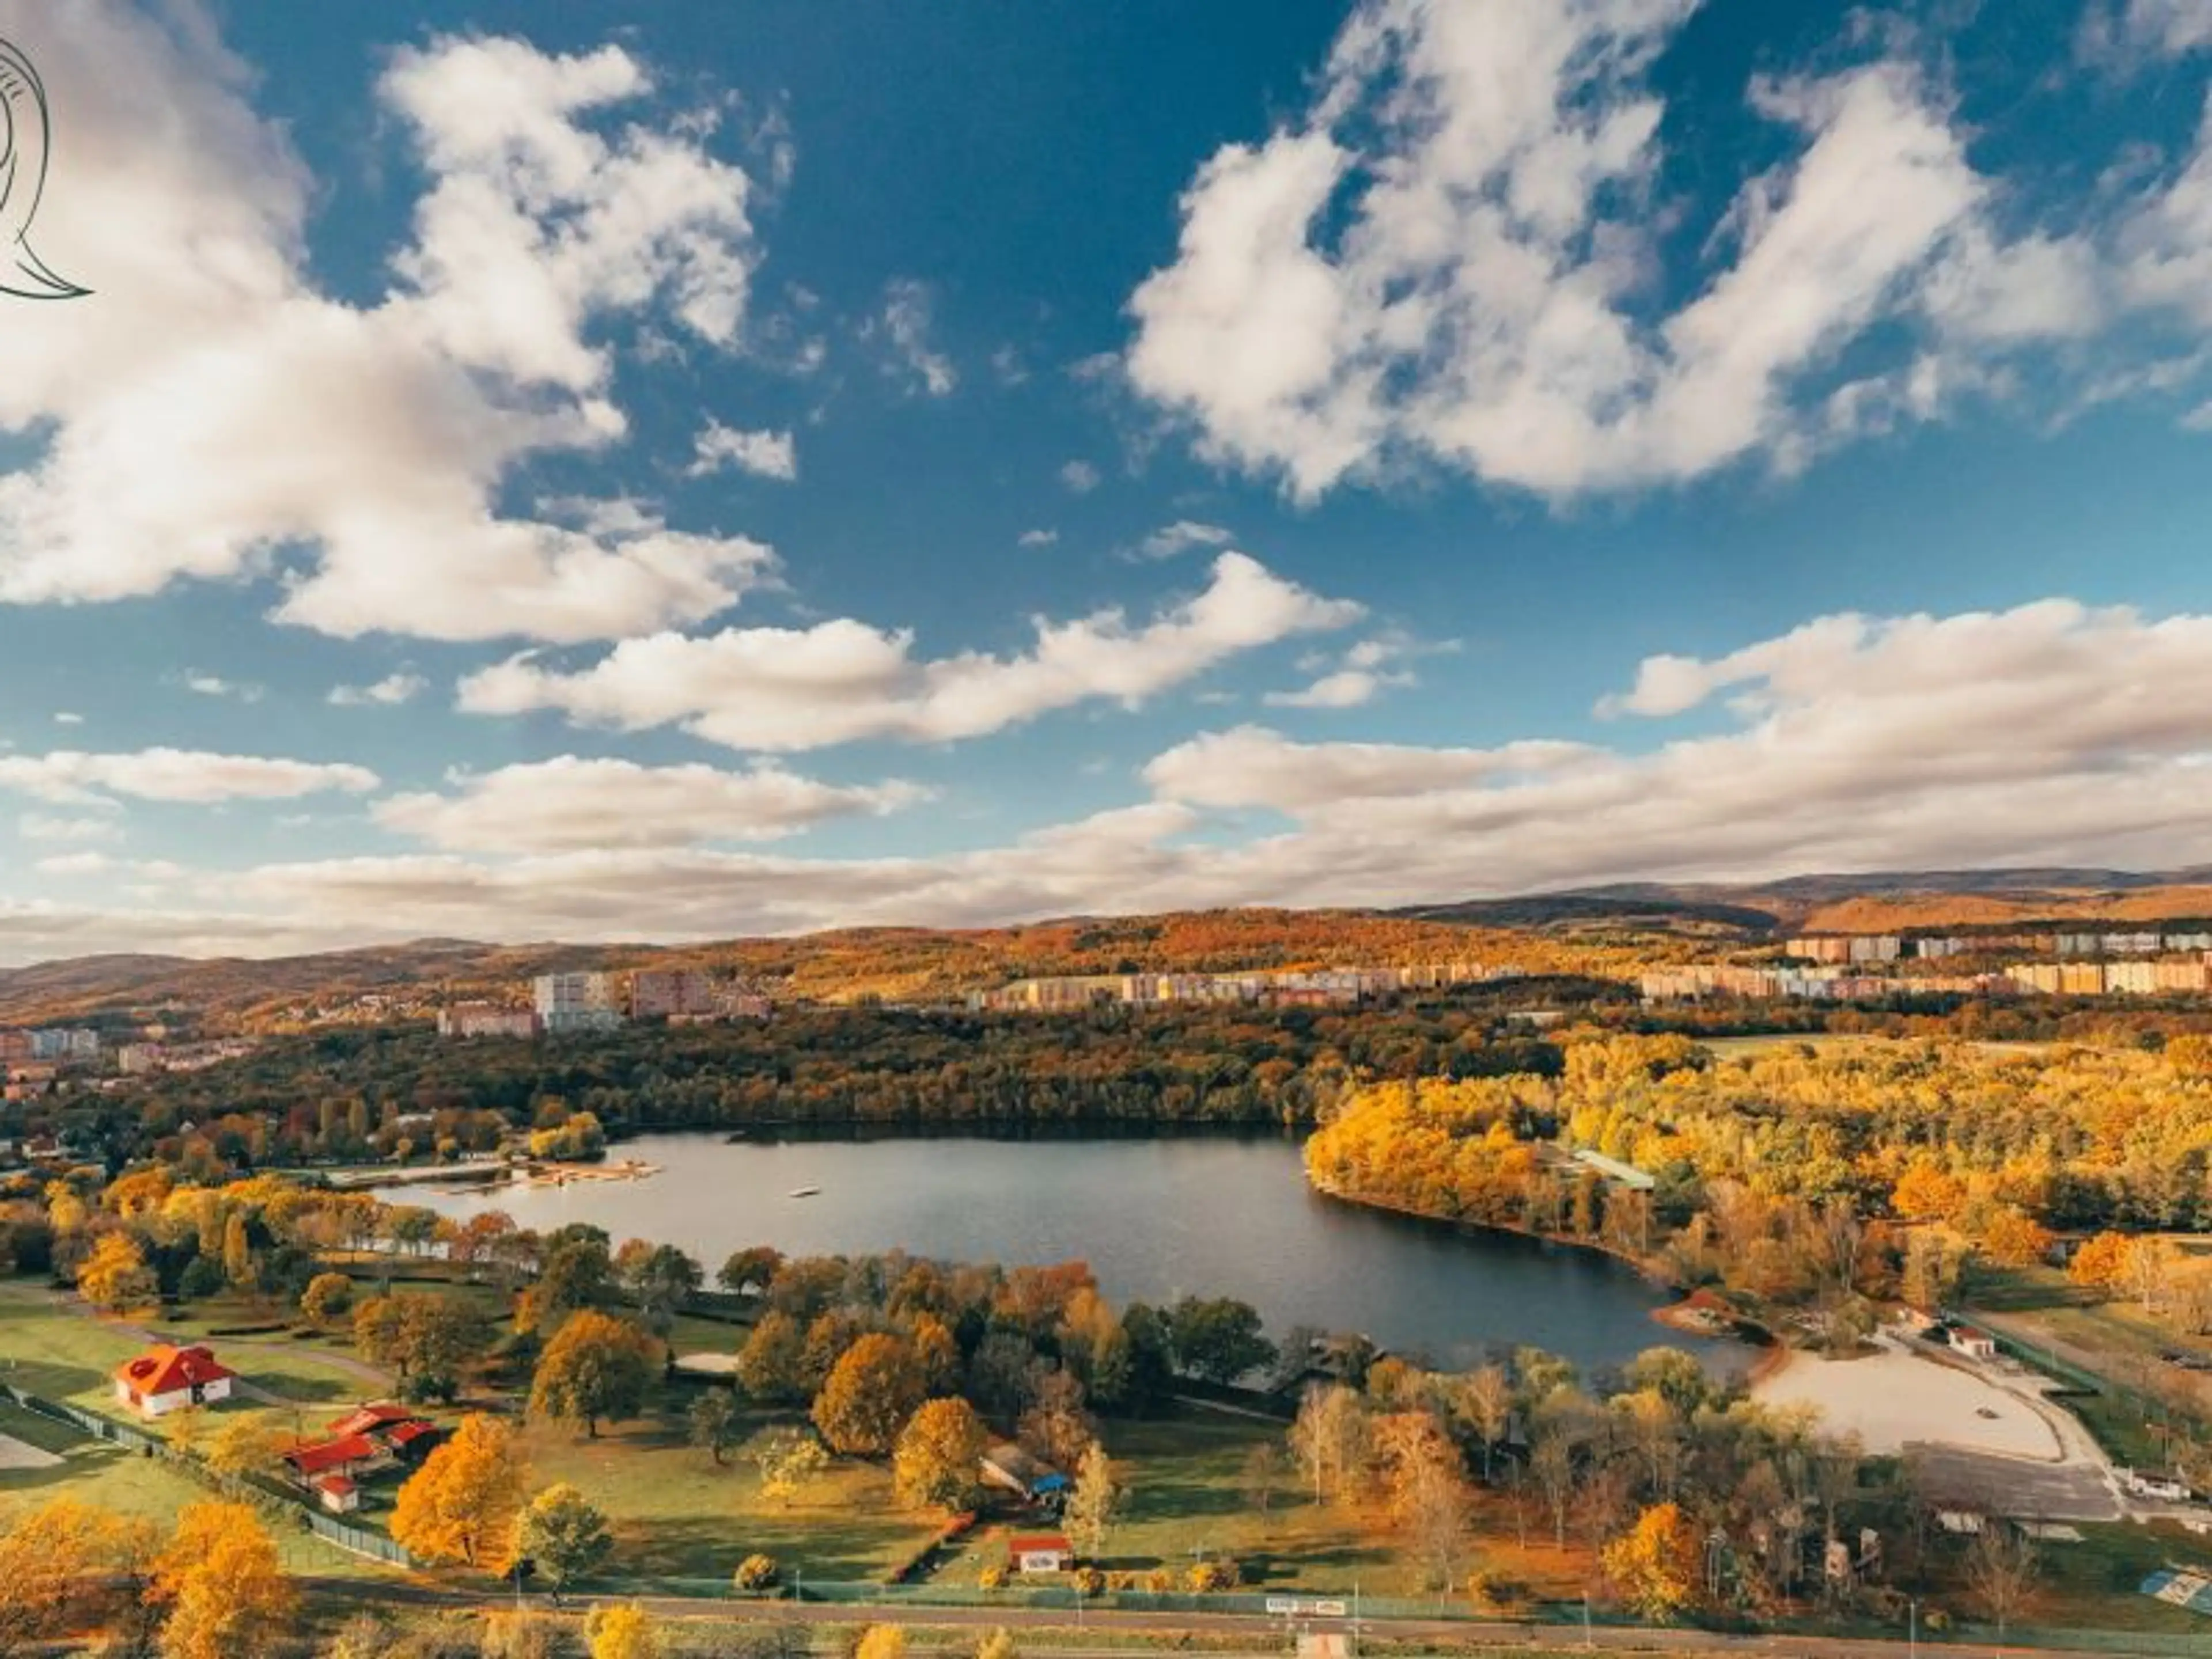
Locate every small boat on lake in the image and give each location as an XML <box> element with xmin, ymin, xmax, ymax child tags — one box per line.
<box><xmin>789</xmin><ymin>1185</ymin><xmax>821</xmax><ymax>1198</ymax></box>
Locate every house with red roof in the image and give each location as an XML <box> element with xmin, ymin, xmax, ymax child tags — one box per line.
<box><xmin>111</xmin><ymin>1344</ymin><xmax>236</xmax><ymax>1418</ymax></box>
<box><xmin>312</xmin><ymin>1474</ymin><xmax>361</xmax><ymax>1514</ymax></box>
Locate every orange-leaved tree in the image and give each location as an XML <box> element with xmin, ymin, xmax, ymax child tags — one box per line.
<box><xmin>392</xmin><ymin>1413</ymin><xmax>529</xmax><ymax>1572</ymax></box>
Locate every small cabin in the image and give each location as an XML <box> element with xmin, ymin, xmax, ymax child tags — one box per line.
<box><xmin>314</xmin><ymin>1474</ymin><xmax>361</xmax><ymax>1514</ymax></box>
<box><xmin>1007</xmin><ymin>1533</ymin><xmax>1073</xmax><ymax>1575</ymax></box>
<box><xmin>2127</xmin><ymin>1468</ymin><xmax>2195</xmax><ymax>1502</ymax></box>
<box><xmin>1949</xmin><ymin>1325</ymin><xmax>1998</xmax><ymax>1361</ymax></box>
<box><xmin>111</xmin><ymin>1345</ymin><xmax>235</xmax><ymax>1419</ymax></box>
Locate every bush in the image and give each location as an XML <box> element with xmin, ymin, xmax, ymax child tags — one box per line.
<box><xmin>1143</xmin><ymin>1568</ymin><xmax>1176</xmax><ymax>1593</ymax></box>
<box><xmin>733</xmin><ymin>1554</ymin><xmax>780</xmax><ymax>1593</ymax></box>
<box><xmin>1072</xmin><ymin>1567</ymin><xmax>1106</xmax><ymax>1598</ymax></box>
<box><xmin>1465</xmin><ymin>1570</ymin><xmax>1524</xmax><ymax>1615</ymax></box>
<box><xmin>976</xmin><ymin>1565</ymin><xmax>1007</xmax><ymax>1590</ymax></box>
<box><xmin>1185</xmin><ymin>1559</ymin><xmax>1241</xmax><ymax>1593</ymax></box>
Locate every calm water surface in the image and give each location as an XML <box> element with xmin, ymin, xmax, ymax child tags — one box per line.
<box><xmin>381</xmin><ymin>1132</ymin><xmax>1747</xmax><ymax>1376</ymax></box>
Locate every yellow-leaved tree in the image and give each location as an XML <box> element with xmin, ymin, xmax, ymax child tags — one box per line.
<box><xmin>149</xmin><ymin>1501</ymin><xmax>293</xmax><ymax>1659</ymax></box>
<box><xmin>0</xmin><ymin>1497</ymin><xmax>157</xmax><ymax>1654</ymax></box>
<box><xmin>392</xmin><ymin>1412</ymin><xmax>529</xmax><ymax>1572</ymax></box>
<box><xmin>585</xmin><ymin>1601</ymin><xmax>663</xmax><ymax>1659</ymax></box>
<box><xmin>77</xmin><ymin>1231</ymin><xmax>157</xmax><ymax>1312</ymax></box>
<box><xmin>1601</xmin><ymin>1502</ymin><xmax>1699</xmax><ymax>1622</ymax></box>
<box><xmin>892</xmin><ymin>1396</ymin><xmax>988</xmax><ymax>1513</ymax></box>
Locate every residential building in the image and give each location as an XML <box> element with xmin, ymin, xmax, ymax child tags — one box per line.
<box><xmin>2059</xmin><ymin>963</ymin><xmax>2108</xmax><ymax>996</ymax></box>
<box><xmin>437</xmin><ymin>1003</ymin><xmax>538</xmax><ymax>1039</ymax></box>
<box><xmin>533</xmin><ymin>972</ymin><xmax>624</xmax><ymax>1034</ymax></box>
<box><xmin>112</xmin><ymin>1344</ymin><xmax>236</xmax><ymax>1418</ymax></box>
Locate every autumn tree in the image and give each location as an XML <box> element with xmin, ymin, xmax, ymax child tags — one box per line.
<box><xmin>586</xmin><ymin>1602</ymin><xmax>663</xmax><ymax>1659</ymax></box>
<box><xmin>894</xmin><ymin>1396</ymin><xmax>989</xmax><ymax>1513</ymax></box>
<box><xmin>77</xmin><ymin>1232</ymin><xmax>157</xmax><ymax>1312</ymax></box>
<box><xmin>354</xmin><ymin>1292</ymin><xmax>483</xmax><ymax>1399</ymax></box>
<box><xmin>854</xmin><ymin>1625</ymin><xmax>907</xmax><ymax>1659</ymax></box>
<box><xmin>1289</xmin><ymin>1383</ymin><xmax>1367</xmax><ymax>1503</ymax></box>
<box><xmin>1240</xmin><ymin>1442</ymin><xmax>1284</xmax><ymax>1528</ymax></box>
<box><xmin>0</xmin><ymin>1498</ymin><xmax>155</xmax><ymax>1657</ymax></box>
<box><xmin>718</xmin><ymin>1245</ymin><xmax>784</xmax><ymax>1297</ymax></box>
<box><xmin>1454</xmin><ymin>1363</ymin><xmax>1514</xmax><ymax>1480</ymax></box>
<box><xmin>1964</xmin><ymin>1523</ymin><xmax>2039</xmax><ymax>1637</ymax></box>
<box><xmin>688</xmin><ymin>1390</ymin><xmax>741</xmax><ymax>1465</ymax></box>
<box><xmin>149</xmin><ymin>1501</ymin><xmax>293</xmax><ymax>1659</ymax></box>
<box><xmin>1063</xmin><ymin>1441</ymin><xmax>1122</xmax><ymax>1562</ymax></box>
<box><xmin>1373</xmin><ymin>1411</ymin><xmax>1470</xmax><ymax>1589</ymax></box>
<box><xmin>751</xmin><ymin>1426</ymin><xmax>830</xmax><ymax>1506</ymax></box>
<box><xmin>812</xmin><ymin>1332</ymin><xmax>926</xmax><ymax>1456</ymax></box>
<box><xmin>2067</xmin><ymin>1231</ymin><xmax>2133</xmax><ymax>1296</ymax></box>
<box><xmin>513</xmin><ymin>1483</ymin><xmax>612</xmax><ymax>1603</ymax></box>
<box><xmin>737</xmin><ymin>1310</ymin><xmax>809</xmax><ymax>1403</ymax></box>
<box><xmin>1601</xmin><ymin>1502</ymin><xmax>1699</xmax><ymax>1622</ymax></box>
<box><xmin>529</xmin><ymin>1311</ymin><xmax>660</xmax><ymax>1437</ymax></box>
<box><xmin>300</xmin><ymin>1271</ymin><xmax>353</xmax><ymax>1327</ymax></box>
<box><xmin>392</xmin><ymin>1413</ymin><xmax>528</xmax><ymax>1572</ymax></box>
<box><xmin>204</xmin><ymin>1412</ymin><xmax>287</xmax><ymax>1483</ymax></box>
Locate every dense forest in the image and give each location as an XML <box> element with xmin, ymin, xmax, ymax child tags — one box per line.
<box><xmin>17</xmin><ymin>991</ymin><xmax>1601</xmax><ymax>1171</ymax></box>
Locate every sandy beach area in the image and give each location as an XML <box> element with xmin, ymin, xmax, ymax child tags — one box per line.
<box><xmin>1751</xmin><ymin>1339</ymin><xmax>2061</xmax><ymax>1459</ymax></box>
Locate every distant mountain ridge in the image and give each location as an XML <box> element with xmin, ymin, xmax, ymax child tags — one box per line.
<box><xmin>13</xmin><ymin>867</ymin><xmax>2212</xmax><ymax>1028</ymax></box>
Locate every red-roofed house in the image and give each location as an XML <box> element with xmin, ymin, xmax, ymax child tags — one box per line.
<box><xmin>111</xmin><ymin>1345</ymin><xmax>236</xmax><ymax>1418</ymax></box>
<box><xmin>326</xmin><ymin>1402</ymin><xmax>420</xmax><ymax>1438</ymax></box>
<box><xmin>313</xmin><ymin>1474</ymin><xmax>361</xmax><ymax>1514</ymax></box>
<box><xmin>281</xmin><ymin>1433</ymin><xmax>387</xmax><ymax>1481</ymax></box>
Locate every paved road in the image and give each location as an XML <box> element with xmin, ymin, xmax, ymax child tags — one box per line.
<box><xmin>294</xmin><ymin>1576</ymin><xmax>2148</xmax><ymax>1658</ymax></box>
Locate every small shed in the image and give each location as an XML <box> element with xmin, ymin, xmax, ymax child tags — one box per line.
<box><xmin>1949</xmin><ymin>1325</ymin><xmax>1998</xmax><ymax>1361</ymax></box>
<box><xmin>2126</xmin><ymin>1467</ymin><xmax>2195</xmax><ymax>1502</ymax></box>
<box><xmin>315</xmin><ymin>1475</ymin><xmax>361</xmax><ymax>1514</ymax></box>
<box><xmin>1007</xmin><ymin>1533</ymin><xmax>1073</xmax><ymax>1575</ymax></box>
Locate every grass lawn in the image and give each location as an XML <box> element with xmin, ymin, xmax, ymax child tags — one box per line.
<box><xmin>0</xmin><ymin>1399</ymin><xmax>391</xmax><ymax>1578</ymax></box>
<box><xmin>1984</xmin><ymin>1520</ymin><xmax>2212</xmax><ymax>1637</ymax></box>
<box><xmin>517</xmin><ymin>1399</ymin><xmax>940</xmax><ymax>1587</ymax></box>
<box><xmin>1963</xmin><ymin>1262</ymin><xmax>2212</xmax><ymax>1462</ymax></box>
<box><xmin>0</xmin><ymin>1283</ymin><xmax>382</xmax><ymax>1416</ymax></box>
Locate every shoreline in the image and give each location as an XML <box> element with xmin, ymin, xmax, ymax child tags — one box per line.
<box><xmin>1306</xmin><ymin>1179</ymin><xmax>1776</xmax><ymax>1352</ymax></box>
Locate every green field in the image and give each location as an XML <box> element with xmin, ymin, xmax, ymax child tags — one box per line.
<box><xmin>518</xmin><ymin>1400</ymin><xmax>940</xmax><ymax>1586</ymax></box>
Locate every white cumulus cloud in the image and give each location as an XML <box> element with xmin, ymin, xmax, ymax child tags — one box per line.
<box><xmin>0</xmin><ymin>7</ymin><xmax>774</xmax><ymax>642</ymax></box>
<box><xmin>688</xmin><ymin>421</ymin><xmax>798</xmax><ymax>482</ymax></box>
<box><xmin>459</xmin><ymin>552</ymin><xmax>1363</xmax><ymax>752</ymax></box>
<box><xmin>0</xmin><ymin>749</ymin><xmax>378</xmax><ymax>806</ymax></box>
<box><xmin>374</xmin><ymin>756</ymin><xmax>929</xmax><ymax>854</ymax></box>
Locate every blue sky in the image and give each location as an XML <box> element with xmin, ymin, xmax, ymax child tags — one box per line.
<box><xmin>2</xmin><ymin>0</ymin><xmax>2212</xmax><ymax>960</ymax></box>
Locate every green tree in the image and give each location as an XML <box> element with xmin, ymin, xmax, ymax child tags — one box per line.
<box><xmin>529</xmin><ymin>1312</ymin><xmax>660</xmax><ymax>1438</ymax></box>
<box><xmin>513</xmin><ymin>1482</ymin><xmax>612</xmax><ymax>1604</ymax></box>
<box><xmin>1167</xmin><ymin>1296</ymin><xmax>1277</xmax><ymax>1385</ymax></box>
<box><xmin>688</xmin><ymin>1390</ymin><xmax>741</xmax><ymax>1466</ymax></box>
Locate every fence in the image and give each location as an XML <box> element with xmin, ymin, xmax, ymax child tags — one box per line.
<box><xmin>631</xmin><ymin>1577</ymin><xmax>2212</xmax><ymax>1653</ymax></box>
<box><xmin>0</xmin><ymin>1381</ymin><xmax>411</xmax><ymax>1566</ymax></box>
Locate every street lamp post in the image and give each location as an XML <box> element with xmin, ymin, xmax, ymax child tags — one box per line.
<box><xmin>1908</xmin><ymin>1594</ymin><xmax>1918</xmax><ymax>1658</ymax></box>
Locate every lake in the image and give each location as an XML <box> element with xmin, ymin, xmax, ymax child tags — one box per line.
<box><xmin>376</xmin><ymin>1130</ymin><xmax>1748</xmax><ymax>1377</ymax></box>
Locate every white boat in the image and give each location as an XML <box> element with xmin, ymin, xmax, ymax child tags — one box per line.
<box><xmin>789</xmin><ymin>1185</ymin><xmax>821</xmax><ymax>1198</ymax></box>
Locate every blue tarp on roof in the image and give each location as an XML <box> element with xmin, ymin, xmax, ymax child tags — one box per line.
<box><xmin>2140</xmin><ymin>1569</ymin><xmax>2212</xmax><ymax>1615</ymax></box>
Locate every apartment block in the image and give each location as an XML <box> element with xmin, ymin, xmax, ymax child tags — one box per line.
<box><xmin>437</xmin><ymin>1003</ymin><xmax>538</xmax><ymax>1039</ymax></box>
<box><xmin>533</xmin><ymin>972</ymin><xmax>625</xmax><ymax>1034</ymax></box>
